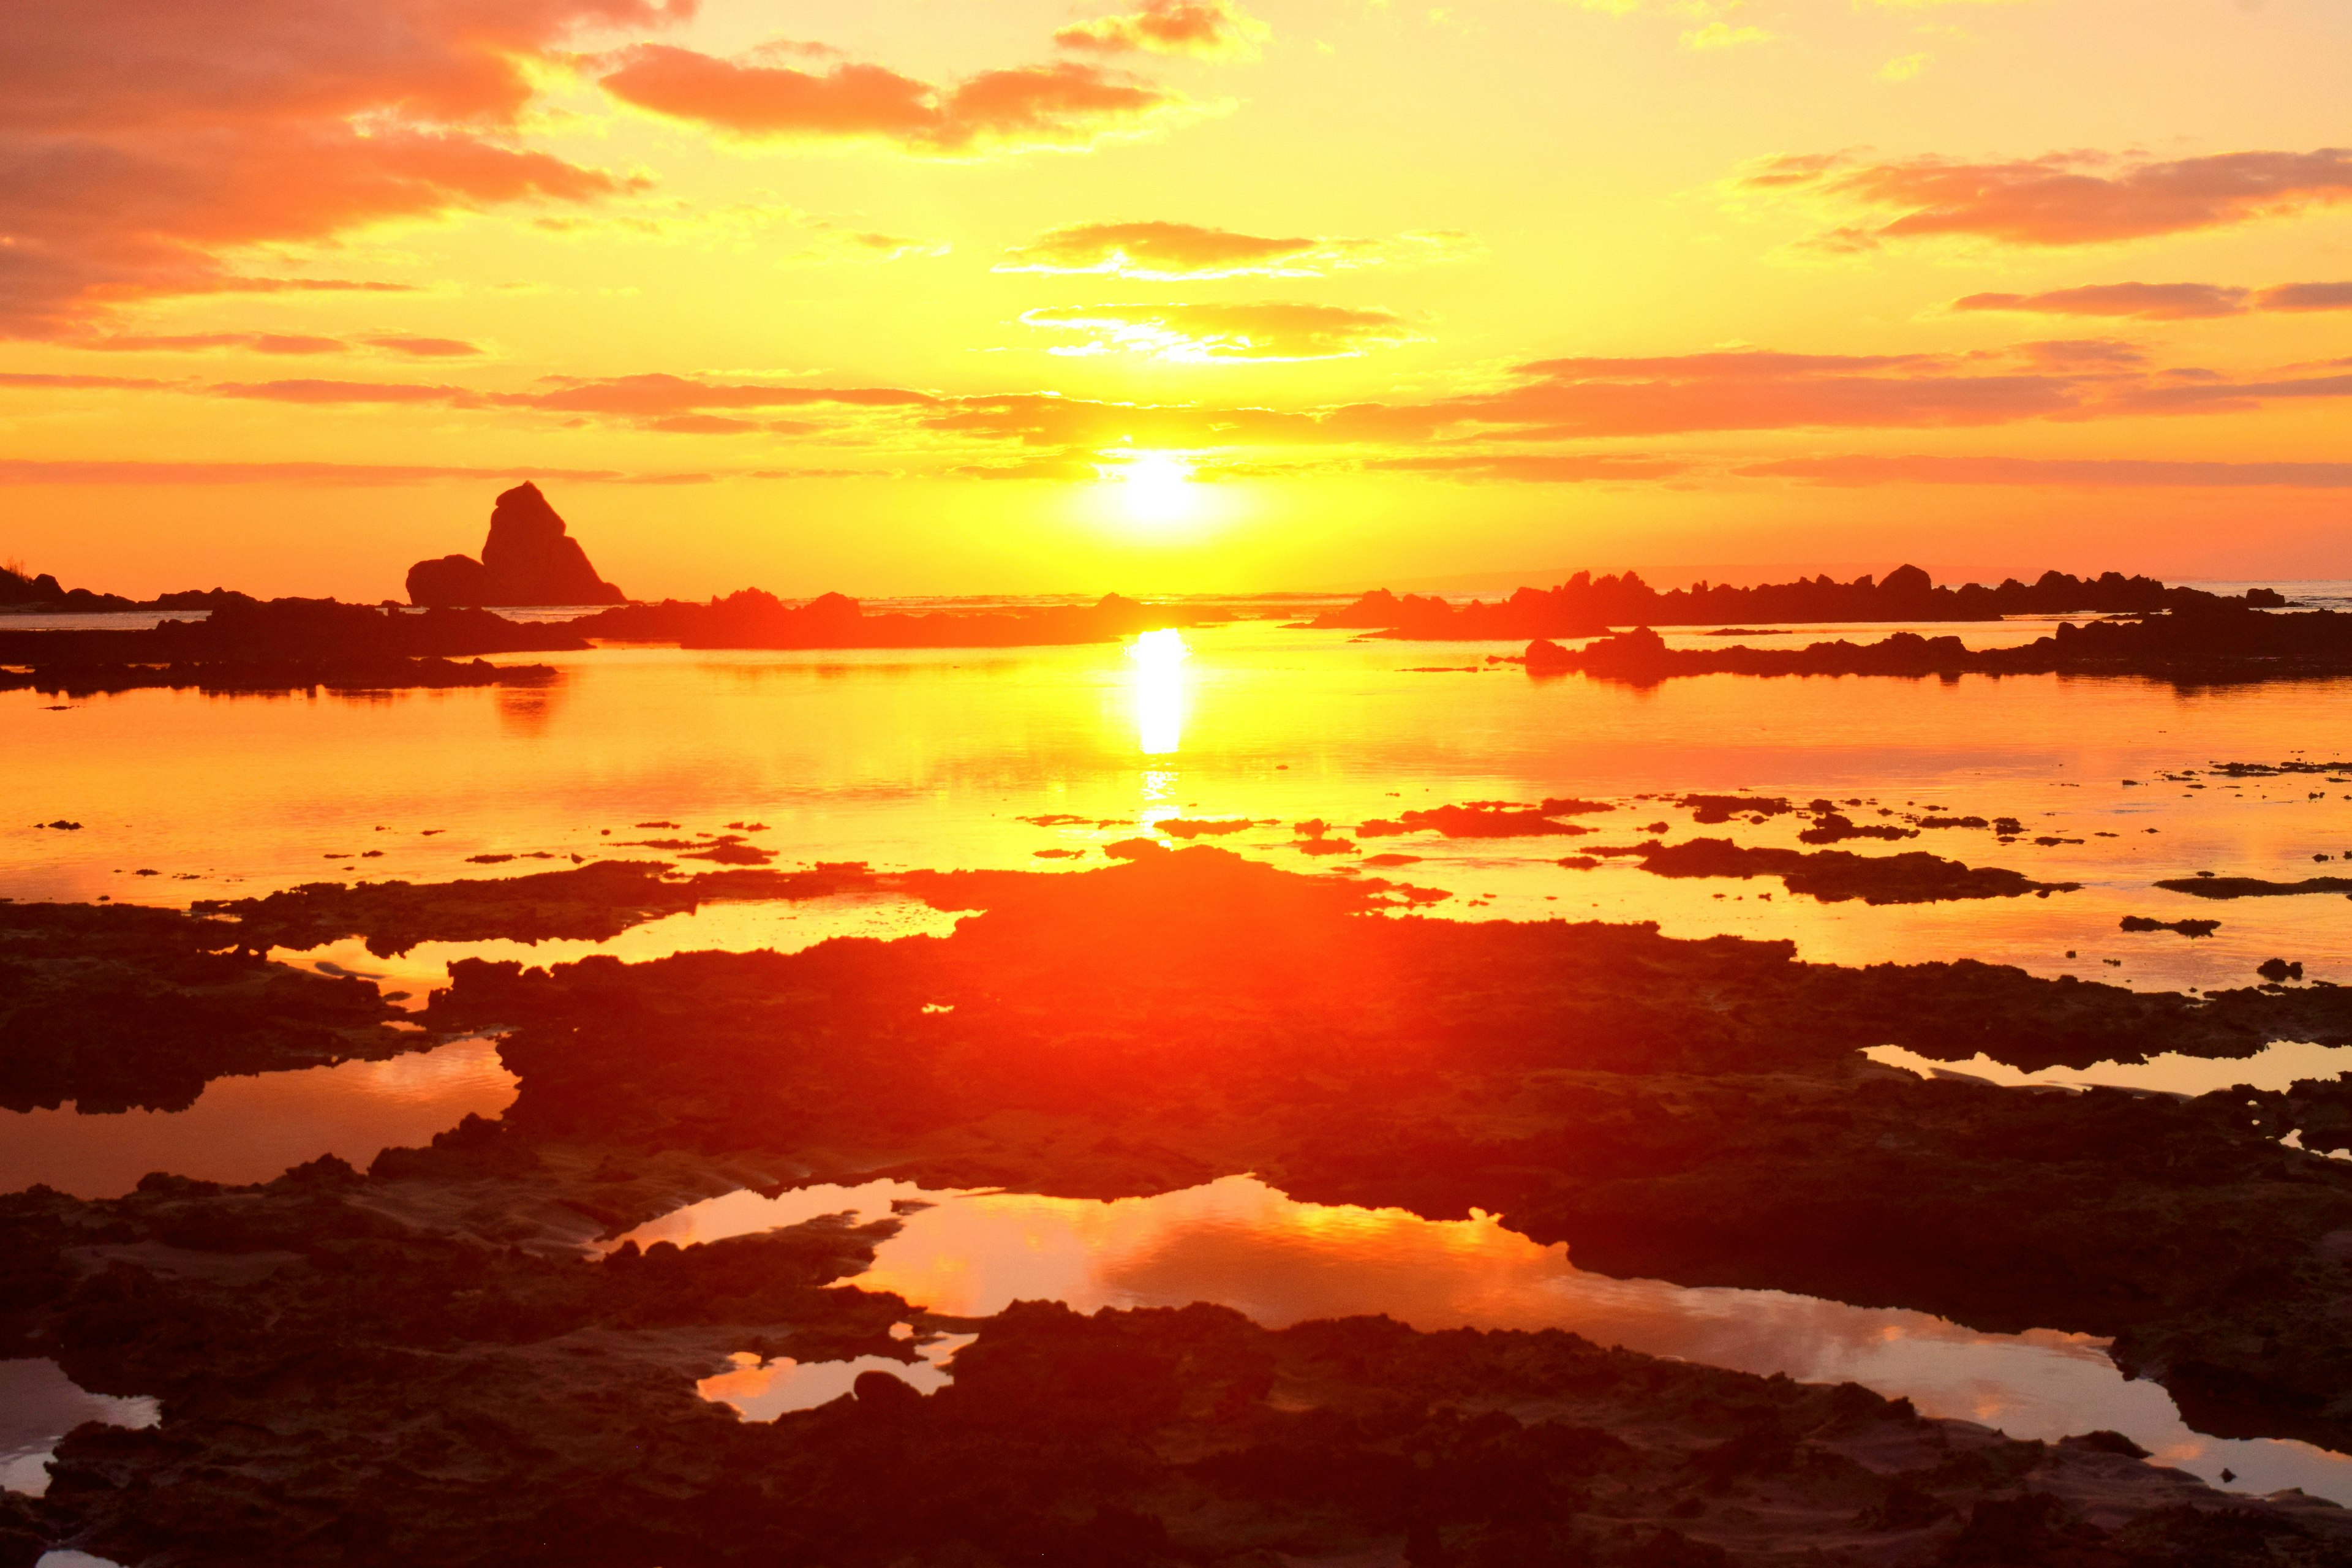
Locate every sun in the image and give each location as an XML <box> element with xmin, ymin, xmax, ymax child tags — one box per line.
<box><xmin>1102</xmin><ymin>450</ymin><xmax>1199</xmax><ymax>530</ymax></box>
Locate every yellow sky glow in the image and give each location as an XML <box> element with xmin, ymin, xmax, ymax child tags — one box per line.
<box><xmin>3</xmin><ymin>0</ymin><xmax>2350</xmax><ymax>597</ymax></box>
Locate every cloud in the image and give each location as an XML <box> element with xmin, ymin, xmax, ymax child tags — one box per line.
<box><xmin>2256</xmin><ymin>281</ymin><xmax>2352</xmax><ymax>312</ymax></box>
<box><xmin>1952</xmin><ymin>282</ymin><xmax>2253</xmax><ymax>320</ymax></box>
<box><xmin>596</xmin><ymin>44</ymin><xmax>1191</xmax><ymax>154</ymax></box>
<box><xmin>1441</xmin><ymin>348</ymin><xmax>2087</xmax><ymax>435</ymax></box>
<box><xmin>0</xmin><ymin>0</ymin><xmax>685</xmax><ymax>337</ymax></box>
<box><xmin>1055</xmin><ymin>1</ymin><xmax>1269</xmax><ymax>61</ymax></box>
<box><xmin>82</xmin><ymin>332</ymin><xmax>352</xmax><ymax>354</ymax></box>
<box><xmin>364</xmin><ymin>336</ymin><xmax>487</xmax><ymax>357</ymax></box>
<box><xmin>1366</xmin><ymin>453</ymin><xmax>1690</xmax><ymax>482</ymax></box>
<box><xmin>0</xmin><ymin>460</ymin><xmax>681</xmax><ymax>486</ymax></box>
<box><xmin>1020</xmin><ymin>302</ymin><xmax>1416</xmax><ymax>361</ymax></box>
<box><xmin>1743</xmin><ymin>455</ymin><xmax>2352</xmax><ymax>488</ymax></box>
<box><xmin>1741</xmin><ymin>146</ymin><xmax>2352</xmax><ymax>249</ymax></box>
<box><xmin>995</xmin><ymin>221</ymin><xmax>1471</xmax><ymax>279</ymax></box>
<box><xmin>1681</xmin><ymin>21</ymin><xmax>1770</xmax><ymax>49</ymax></box>
<box><xmin>1953</xmin><ymin>280</ymin><xmax>2352</xmax><ymax>320</ymax></box>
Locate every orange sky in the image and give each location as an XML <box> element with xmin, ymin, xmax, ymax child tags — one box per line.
<box><xmin>4</xmin><ymin>0</ymin><xmax>2351</xmax><ymax>599</ymax></box>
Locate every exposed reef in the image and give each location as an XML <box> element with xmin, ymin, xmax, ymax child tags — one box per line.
<box><xmin>0</xmin><ymin>597</ymin><xmax>584</xmax><ymax>696</ymax></box>
<box><xmin>197</xmin><ymin>859</ymin><xmax>881</xmax><ymax>957</ymax></box>
<box><xmin>0</xmin><ymin>902</ymin><xmax>409</xmax><ymax>1114</ymax></box>
<box><xmin>1359</xmin><ymin>801</ymin><xmax>1605</xmax><ymax>839</ymax></box>
<box><xmin>1578</xmin><ymin>838</ymin><xmax>2079</xmax><ymax>903</ymax></box>
<box><xmin>1314</xmin><ymin>565</ymin><xmax>2283</xmax><ymax>639</ymax></box>
<box><xmin>2122</xmin><ymin>916</ymin><xmax>2223</xmax><ymax>937</ymax></box>
<box><xmin>0</xmin><ymin>562</ymin><xmax>257</xmax><ymax>617</ymax></box>
<box><xmin>7</xmin><ymin>1163</ymin><xmax>2340</xmax><ymax>1568</ymax></box>
<box><xmin>405</xmin><ymin>483</ymin><xmax>625</xmax><ymax>608</ymax></box>
<box><xmin>569</xmin><ymin>589</ymin><xmax>1213</xmax><ymax>649</ymax></box>
<box><xmin>383</xmin><ymin>847</ymin><xmax>2352</xmax><ymax>1452</ymax></box>
<box><xmin>22</xmin><ymin>851</ymin><xmax>2352</xmax><ymax>1562</ymax></box>
<box><xmin>1525</xmin><ymin>603</ymin><xmax>2352</xmax><ymax>685</ymax></box>
<box><xmin>2158</xmin><ymin>875</ymin><xmax>2352</xmax><ymax>900</ymax></box>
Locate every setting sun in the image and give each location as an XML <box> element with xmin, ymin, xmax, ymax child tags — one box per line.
<box><xmin>1101</xmin><ymin>451</ymin><xmax>1200</xmax><ymax>532</ymax></box>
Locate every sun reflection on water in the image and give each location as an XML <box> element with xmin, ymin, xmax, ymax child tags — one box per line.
<box><xmin>1128</xmin><ymin>629</ymin><xmax>1189</xmax><ymax>757</ymax></box>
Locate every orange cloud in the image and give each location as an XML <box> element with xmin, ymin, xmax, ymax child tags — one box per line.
<box><xmin>995</xmin><ymin>221</ymin><xmax>1469</xmax><ymax>279</ymax></box>
<box><xmin>2256</xmin><ymin>282</ymin><xmax>2352</xmax><ymax>312</ymax></box>
<box><xmin>1020</xmin><ymin>301</ymin><xmax>1415</xmax><ymax>360</ymax></box>
<box><xmin>0</xmin><ymin>0</ymin><xmax>684</xmax><ymax>337</ymax></box>
<box><xmin>0</xmin><ymin>460</ymin><xmax>683</xmax><ymax>485</ymax></box>
<box><xmin>1744</xmin><ymin>456</ymin><xmax>2352</xmax><ymax>489</ymax></box>
<box><xmin>596</xmin><ymin>45</ymin><xmax>1189</xmax><ymax>154</ymax></box>
<box><xmin>1054</xmin><ymin>1</ymin><xmax>1269</xmax><ymax>61</ymax></box>
<box><xmin>365</xmin><ymin>336</ymin><xmax>486</xmax><ymax>358</ymax></box>
<box><xmin>1366</xmin><ymin>453</ymin><xmax>1691</xmax><ymax>483</ymax></box>
<box><xmin>1952</xmin><ymin>283</ymin><xmax>2251</xmax><ymax>320</ymax></box>
<box><xmin>1743</xmin><ymin>147</ymin><xmax>2352</xmax><ymax>249</ymax></box>
<box><xmin>1953</xmin><ymin>281</ymin><xmax>2352</xmax><ymax>320</ymax></box>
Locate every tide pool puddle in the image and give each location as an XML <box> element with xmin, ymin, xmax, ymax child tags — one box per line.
<box><xmin>1866</xmin><ymin>1038</ymin><xmax>2352</xmax><ymax>1097</ymax></box>
<box><xmin>0</xmin><ymin>1037</ymin><xmax>517</xmax><ymax>1199</ymax></box>
<box><xmin>611</xmin><ymin>1173</ymin><xmax>2352</xmax><ymax>1503</ymax></box>
<box><xmin>1</xmin><ymin>1359</ymin><xmax>158</xmax><ymax>1497</ymax></box>
<box><xmin>270</xmin><ymin>892</ymin><xmax>967</xmax><ymax>1007</ymax></box>
<box><xmin>695</xmin><ymin>1327</ymin><xmax>981</xmax><ymax>1420</ymax></box>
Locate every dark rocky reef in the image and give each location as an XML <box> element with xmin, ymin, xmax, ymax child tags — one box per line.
<box><xmin>197</xmin><ymin>859</ymin><xmax>881</xmax><ymax>957</ymax></box>
<box><xmin>0</xmin><ymin>902</ymin><xmax>409</xmax><ymax>1114</ymax></box>
<box><xmin>1577</xmin><ymin>838</ymin><xmax>2079</xmax><ymax>903</ymax></box>
<box><xmin>405</xmin><ymin>482</ymin><xmax>625</xmax><ymax>608</ymax></box>
<box><xmin>2158</xmin><ymin>874</ymin><xmax>2352</xmax><ymax>900</ymax></box>
<box><xmin>1526</xmin><ymin>601</ymin><xmax>2352</xmax><ymax>685</ymax></box>
<box><xmin>570</xmin><ymin>588</ymin><xmax>1216</xmax><ymax>650</ymax></box>
<box><xmin>389</xmin><ymin>847</ymin><xmax>2352</xmax><ymax>1452</ymax></box>
<box><xmin>1359</xmin><ymin>801</ymin><xmax>1606</xmax><ymax>839</ymax></box>
<box><xmin>2122</xmin><ymin>915</ymin><xmax>2223</xmax><ymax>937</ymax></box>
<box><xmin>0</xmin><ymin>597</ymin><xmax>581</xmax><ymax>696</ymax></box>
<box><xmin>9</xmin><ymin>1161</ymin><xmax>2339</xmax><ymax>1568</ymax></box>
<box><xmin>1</xmin><ymin>562</ymin><xmax>258</xmax><ymax>617</ymax></box>
<box><xmin>1316</xmin><ymin>564</ymin><xmax>2283</xmax><ymax>639</ymax></box>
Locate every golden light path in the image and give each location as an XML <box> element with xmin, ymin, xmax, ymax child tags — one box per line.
<box><xmin>1128</xmin><ymin>627</ymin><xmax>1189</xmax><ymax>759</ymax></box>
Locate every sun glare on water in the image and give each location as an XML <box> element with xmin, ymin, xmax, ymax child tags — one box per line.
<box><xmin>1128</xmin><ymin>628</ymin><xmax>1189</xmax><ymax>756</ymax></box>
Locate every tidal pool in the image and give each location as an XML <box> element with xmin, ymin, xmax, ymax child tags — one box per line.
<box><xmin>0</xmin><ymin>1036</ymin><xmax>517</xmax><ymax>1199</ymax></box>
<box><xmin>0</xmin><ymin>1359</ymin><xmax>157</xmax><ymax>1498</ymax></box>
<box><xmin>612</xmin><ymin>1173</ymin><xmax>2352</xmax><ymax>1503</ymax></box>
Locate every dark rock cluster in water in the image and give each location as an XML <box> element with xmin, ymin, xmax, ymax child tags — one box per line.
<box><xmin>571</xmin><ymin>587</ymin><xmax>1221</xmax><ymax>649</ymax></box>
<box><xmin>406</xmin><ymin>482</ymin><xmax>627</xmax><ymax>608</ymax></box>
<box><xmin>0</xmin><ymin>561</ymin><xmax>257</xmax><ymax>616</ymax></box>
<box><xmin>0</xmin><ymin>597</ymin><xmax>578</xmax><ymax>696</ymax></box>
<box><xmin>1521</xmin><ymin>603</ymin><xmax>2352</xmax><ymax>685</ymax></box>
<box><xmin>1313</xmin><ymin>564</ymin><xmax>2286</xmax><ymax>639</ymax></box>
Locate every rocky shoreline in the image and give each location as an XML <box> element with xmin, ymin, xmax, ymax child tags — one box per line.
<box><xmin>12</xmin><ymin>848</ymin><xmax>2352</xmax><ymax>1562</ymax></box>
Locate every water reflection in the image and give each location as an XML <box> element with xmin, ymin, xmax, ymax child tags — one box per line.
<box><xmin>1128</xmin><ymin>629</ymin><xmax>1188</xmax><ymax>756</ymax></box>
<box><xmin>1869</xmin><ymin>1039</ymin><xmax>2352</xmax><ymax>1098</ymax></box>
<box><xmin>0</xmin><ymin>1038</ymin><xmax>517</xmax><ymax>1199</ymax></box>
<box><xmin>1</xmin><ymin>1359</ymin><xmax>158</xmax><ymax>1497</ymax></box>
<box><xmin>614</xmin><ymin>1174</ymin><xmax>2352</xmax><ymax>1502</ymax></box>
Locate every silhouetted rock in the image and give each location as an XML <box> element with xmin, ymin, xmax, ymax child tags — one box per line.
<box><xmin>405</xmin><ymin>483</ymin><xmax>625</xmax><ymax>607</ymax></box>
<box><xmin>1513</xmin><ymin>606</ymin><xmax>2352</xmax><ymax>687</ymax></box>
<box><xmin>1314</xmin><ymin>565</ymin><xmax>2289</xmax><ymax>638</ymax></box>
<box><xmin>572</xmin><ymin>589</ymin><xmax>1210</xmax><ymax>650</ymax></box>
<box><xmin>2120</xmin><ymin>916</ymin><xmax>2222</xmax><ymax>937</ymax></box>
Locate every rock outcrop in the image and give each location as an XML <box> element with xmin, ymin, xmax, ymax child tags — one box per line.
<box><xmin>405</xmin><ymin>483</ymin><xmax>625</xmax><ymax>607</ymax></box>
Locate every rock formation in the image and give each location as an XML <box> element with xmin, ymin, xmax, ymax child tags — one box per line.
<box><xmin>405</xmin><ymin>483</ymin><xmax>625</xmax><ymax>607</ymax></box>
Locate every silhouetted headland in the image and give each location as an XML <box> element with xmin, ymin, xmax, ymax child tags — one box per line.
<box><xmin>0</xmin><ymin>598</ymin><xmax>575</xmax><ymax>696</ymax></box>
<box><xmin>1</xmin><ymin>560</ymin><xmax>257</xmax><ymax>616</ymax></box>
<box><xmin>1522</xmin><ymin>601</ymin><xmax>2352</xmax><ymax>685</ymax></box>
<box><xmin>1314</xmin><ymin>564</ymin><xmax>2288</xmax><ymax>639</ymax></box>
<box><xmin>406</xmin><ymin>481</ymin><xmax>626</xmax><ymax>608</ymax></box>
